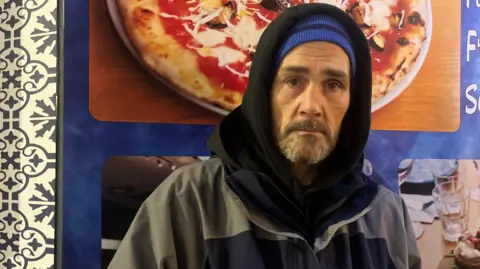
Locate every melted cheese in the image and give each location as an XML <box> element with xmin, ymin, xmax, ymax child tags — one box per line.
<box><xmin>223</xmin><ymin>13</ymin><xmax>235</xmax><ymax>28</ymax></box>
<box><xmin>231</xmin><ymin>0</ymin><xmax>253</xmax><ymax>22</ymax></box>
<box><xmin>183</xmin><ymin>25</ymin><xmax>228</xmax><ymax>47</ymax></box>
<box><xmin>225</xmin><ymin>65</ymin><xmax>248</xmax><ymax>77</ymax></box>
<box><xmin>160</xmin><ymin>12</ymin><xmax>193</xmax><ymax>20</ymax></box>
<box><xmin>200</xmin><ymin>0</ymin><xmax>223</xmax><ymax>10</ymax></box>
<box><xmin>255</xmin><ymin>12</ymin><xmax>271</xmax><ymax>23</ymax></box>
<box><xmin>398</xmin><ymin>10</ymin><xmax>405</xmax><ymax>29</ymax></box>
<box><xmin>232</xmin><ymin>16</ymin><xmax>264</xmax><ymax>50</ymax></box>
<box><xmin>196</xmin><ymin>46</ymin><xmax>247</xmax><ymax>66</ymax></box>
<box><xmin>194</xmin><ymin>8</ymin><xmax>224</xmax><ymax>33</ymax></box>
<box><xmin>366</xmin><ymin>29</ymin><xmax>380</xmax><ymax>39</ymax></box>
<box><xmin>364</xmin><ymin>0</ymin><xmax>392</xmax><ymax>31</ymax></box>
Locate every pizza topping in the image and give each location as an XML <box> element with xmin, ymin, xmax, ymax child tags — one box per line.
<box><xmin>260</xmin><ymin>0</ymin><xmax>291</xmax><ymax>12</ymax></box>
<box><xmin>225</xmin><ymin>65</ymin><xmax>249</xmax><ymax>77</ymax></box>
<box><xmin>255</xmin><ymin>11</ymin><xmax>271</xmax><ymax>23</ymax></box>
<box><xmin>159</xmin><ymin>12</ymin><xmax>189</xmax><ymax>19</ymax></box>
<box><xmin>231</xmin><ymin>16</ymin><xmax>264</xmax><ymax>50</ymax></box>
<box><xmin>389</xmin><ymin>11</ymin><xmax>405</xmax><ymax>29</ymax></box>
<box><xmin>337</xmin><ymin>0</ymin><xmax>427</xmax><ymax>74</ymax></box>
<box><xmin>206</xmin><ymin>1</ymin><xmax>237</xmax><ymax>29</ymax></box>
<box><xmin>363</xmin><ymin>0</ymin><xmax>392</xmax><ymax>30</ymax></box>
<box><xmin>397</xmin><ymin>37</ymin><xmax>409</xmax><ymax>46</ymax></box>
<box><xmin>348</xmin><ymin>2</ymin><xmax>367</xmax><ymax>26</ymax></box>
<box><xmin>196</xmin><ymin>46</ymin><xmax>247</xmax><ymax>66</ymax></box>
<box><xmin>407</xmin><ymin>11</ymin><xmax>424</xmax><ymax>26</ymax></box>
<box><xmin>183</xmin><ymin>25</ymin><xmax>228</xmax><ymax>46</ymax></box>
<box><xmin>370</xmin><ymin>33</ymin><xmax>386</xmax><ymax>51</ymax></box>
<box><xmin>193</xmin><ymin>8</ymin><xmax>226</xmax><ymax>33</ymax></box>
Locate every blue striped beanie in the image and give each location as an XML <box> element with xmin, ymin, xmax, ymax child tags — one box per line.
<box><xmin>275</xmin><ymin>14</ymin><xmax>356</xmax><ymax>76</ymax></box>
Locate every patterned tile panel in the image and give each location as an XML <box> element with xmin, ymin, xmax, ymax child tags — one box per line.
<box><xmin>0</xmin><ymin>0</ymin><xmax>57</xmax><ymax>268</ymax></box>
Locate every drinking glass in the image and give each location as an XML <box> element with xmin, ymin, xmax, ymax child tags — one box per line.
<box><xmin>433</xmin><ymin>182</ymin><xmax>470</xmax><ymax>242</ymax></box>
<box><xmin>469</xmin><ymin>160</ymin><xmax>480</xmax><ymax>202</ymax></box>
<box><xmin>433</xmin><ymin>160</ymin><xmax>463</xmax><ymax>190</ymax></box>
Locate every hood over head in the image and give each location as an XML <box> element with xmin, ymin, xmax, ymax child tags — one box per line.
<box><xmin>207</xmin><ymin>3</ymin><xmax>373</xmax><ymax>226</ymax></box>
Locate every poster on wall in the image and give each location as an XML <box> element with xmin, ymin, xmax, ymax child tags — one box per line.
<box><xmin>61</xmin><ymin>0</ymin><xmax>480</xmax><ymax>268</ymax></box>
<box><xmin>90</xmin><ymin>0</ymin><xmax>460</xmax><ymax>131</ymax></box>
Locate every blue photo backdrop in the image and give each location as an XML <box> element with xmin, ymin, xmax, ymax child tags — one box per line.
<box><xmin>62</xmin><ymin>1</ymin><xmax>480</xmax><ymax>268</ymax></box>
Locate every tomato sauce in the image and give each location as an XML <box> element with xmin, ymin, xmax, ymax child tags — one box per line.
<box><xmin>370</xmin><ymin>28</ymin><xmax>400</xmax><ymax>71</ymax></box>
<box><xmin>343</xmin><ymin>0</ymin><xmax>421</xmax><ymax>73</ymax></box>
<box><xmin>198</xmin><ymin>37</ymin><xmax>250</xmax><ymax>92</ymax></box>
<box><xmin>158</xmin><ymin>0</ymin><xmax>197</xmax><ymax>48</ymax></box>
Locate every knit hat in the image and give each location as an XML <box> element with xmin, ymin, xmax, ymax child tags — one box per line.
<box><xmin>274</xmin><ymin>14</ymin><xmax>356</xmax><ymax>77</ymax></box>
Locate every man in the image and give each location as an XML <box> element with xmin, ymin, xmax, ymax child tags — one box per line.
<box><xmin>109</xmin><ymin>3</ymin><xmax>421</xmax><ymax>269</ymax></box>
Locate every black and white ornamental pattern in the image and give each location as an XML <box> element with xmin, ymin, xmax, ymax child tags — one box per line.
<box><xmin>0</xmin><ymin>0</ymin><xmax>57</xmax><ymax>268</ymax></box>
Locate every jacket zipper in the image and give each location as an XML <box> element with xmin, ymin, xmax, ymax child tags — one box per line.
<box><xmin>225</xmin><ymin>183</ymin><xmax>321</xmax><ymax>265</ymax></box>
<box><xmin>299</xmin><ymin>205</ymin><xmax>373</xmax><ymax>267</ymax></box>
<box><xmin>224</xmin><ymin>180</ymin><xmax>371</xmax><ymax>268</ymax></box>
<box><xmin>251</xmin><ymin>216</ymin><xmax>322</xmax><ymax>267</ymax></box>
<box><xmin>225</xmin><ymin>182</ymin><xmax>374</xmax><ymax>267</ymax></box>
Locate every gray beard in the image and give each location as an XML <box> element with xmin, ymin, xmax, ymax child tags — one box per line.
<box><xmin>278</xmin><ymin>133</ymin><xmax>336</xmax><ymax>164</ymax></box>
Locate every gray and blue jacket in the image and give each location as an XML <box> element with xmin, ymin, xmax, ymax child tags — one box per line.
<box><xmin>109</xmin><ymin>158</ymin><xmax>420</xmax><ymax>269</ymax></box>
<box><xmin>109</xmin><ymin>3</ymin><xmax>421</xmax><ymax>269</ymax></box>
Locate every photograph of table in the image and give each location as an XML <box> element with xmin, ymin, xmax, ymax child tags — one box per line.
<box><xmin>415</xmin><ymin>160</ymin><xmax>480</xmax><ymax>269</ymax></box>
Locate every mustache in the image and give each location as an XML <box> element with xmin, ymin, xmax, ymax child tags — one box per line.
<box><xmin>284</xmin><ymin>119</ymin><xmax>331</xmax><ymax>137</ymax></box>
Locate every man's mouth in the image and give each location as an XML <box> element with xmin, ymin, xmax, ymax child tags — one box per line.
<box><xmin>296</xmin><ymin>130</ymin><xmax>324</xmax><ymax>135</ymax></box>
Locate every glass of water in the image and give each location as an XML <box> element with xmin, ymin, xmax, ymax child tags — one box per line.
<box><xmin>433</xmin><ymin>182</ymin><xmax>470</xmax><ymax>242</ymax></box>
<box><xmin>433</xmin><ymin>160</ymin><xmax>463</xmax><ymax>190</ymax></box>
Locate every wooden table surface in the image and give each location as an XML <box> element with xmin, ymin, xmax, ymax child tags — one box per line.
<box><xmin>89</xmin><ymin>0</ymin><xmax>460</xmax><ymax>131</ymax></box>
<box><xmin>416</xmin><ymin>160</ymin><xmax>480</xmax><ymax>269</ymax></box>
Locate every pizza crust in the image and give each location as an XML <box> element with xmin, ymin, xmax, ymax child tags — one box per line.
<box><xmin>116</xmin><ymin>0</ymin><xmax>243</xmax><ymax>111</ymax></box>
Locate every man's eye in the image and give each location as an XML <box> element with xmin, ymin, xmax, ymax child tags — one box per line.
<box><xmin>285</xmin><ymin>79</ymin><xmax>301</xmax><ymax>88</ymax></box>
<box><xmin>326</xmin><ymin>81</ymin><xmax>343</xmax><ymax>91</ymax></box>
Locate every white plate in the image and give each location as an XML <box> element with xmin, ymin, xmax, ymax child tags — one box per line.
<box><xmin>106</xmin><ymin>0</ymin><xmax>432</xmax><ymax>115</ymax></box>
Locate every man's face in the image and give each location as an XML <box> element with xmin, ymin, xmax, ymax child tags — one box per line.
<box><xmin>271</xmin><ymin>41</ymin><xmax>351</xmax><ymax>164</ymax></box>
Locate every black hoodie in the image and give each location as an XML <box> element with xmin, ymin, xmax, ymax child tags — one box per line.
<box><xmin>207</xmin><ymin>3</ymin><xmax>373</xmax><ymax>243</ymax></box>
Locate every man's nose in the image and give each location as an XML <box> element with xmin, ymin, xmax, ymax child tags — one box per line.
<box><xmin>298</xmin><ymin>86</ymin><xmax>323</xmax><ymax>118</ymax></box>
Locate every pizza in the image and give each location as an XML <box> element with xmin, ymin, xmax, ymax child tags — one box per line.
<box><xmin>115</xmin><ymin>0</ymin><xmax>428</xmax><ymax>112</ymax></box>
<box><xmin>339</xmin><ymin>0</ymin><xmax>428</xmax><ymax>102</ymax></box>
